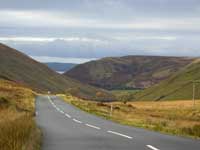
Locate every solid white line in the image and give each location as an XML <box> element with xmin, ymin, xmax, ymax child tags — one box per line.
<box><xmin>65</xmin><ymin>113</ymin><xmax>71</xmax><ymax>118</ymax></box>
<box><xmin>73</xmin><ymin>119</ymin><xmax>82</xmax><ymax>124</ymax></box>
<box><xmin>85</xmin><ymin>124</ymin><xmax>101</xmax><ymax>130</ymax></box>
<box><xmin>107</xmin><ymin>130</ymin><xmax>133</xmax><ymax>139</ymax></box>
<box><xmin>147</xmin><ymin>145</ymin><xmax>160</xmax><ymax>150</ymax></box>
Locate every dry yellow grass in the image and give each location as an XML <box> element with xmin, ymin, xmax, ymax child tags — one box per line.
<box><xmin>0</xmin><ymin>80</ymin><xmax>41</xmax><ymax>150</ymax></box>
<box><xmin>59</xmin><ymin>94</ymin><xmax>200</xmax><ymax>138</ymax></box>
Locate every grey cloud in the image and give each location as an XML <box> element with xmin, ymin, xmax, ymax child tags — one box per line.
<box><xmin>0</xmin><ymin>0</ymin><xmax>200</xmax><ymax>20</ymax></box>
<box><xmin>0</xmin><ymin>0</ymin><xmax>200</xmax><ymax>58</ymax></box>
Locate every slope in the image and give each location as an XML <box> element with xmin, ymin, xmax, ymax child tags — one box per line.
<box><xmin>0</xmin><ymin>43</ymin><xmax>114</xmax><ymax>101</ymax></box>
<box><xmin>65</xmin><ymin>56</ymin><xmax>195</xmax><ymax>90</ymax></box>
<box><xmin>134</xmin><ymin>59</ymin><xmax>200</xmax><ymax>101</ymax></box>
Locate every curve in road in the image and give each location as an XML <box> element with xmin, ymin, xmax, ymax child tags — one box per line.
<box><xmin>36</xmin><ymin>96</ymin><xmax>200</xmax><ymax>150</ymax></box>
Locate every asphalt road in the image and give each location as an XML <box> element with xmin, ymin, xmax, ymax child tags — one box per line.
<box><xmin>36</xmin><ymin>95</ymin><xmax>200</xmax><ymax>150</ymax></box>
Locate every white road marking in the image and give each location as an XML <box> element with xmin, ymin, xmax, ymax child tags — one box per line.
<box><xmin>60</xmin><ymin>110</ymin><xmax>64</xmax><ymax>114</ymax></box>
<box><xmin>65</xmin><ymin>113</ymin><xmax>71</xmax><ymax>118</ymax></box>
<box><xmin>147</xmin><ymin>145</ymin><xmax>160</xmax><ymax>150</ymax></box>
<box><xmin>48</xmin><ymin>96</ymin><xmax>73</xmax><ymax>119</ymax></box>
<box><xmin>107</xmin><ymin>130</ymin><xmax>133</xmax><ymax>139</ymax></box>
<box><xmin>85</xmin><ymin>124</ymin><xmax>101</xmax><ymax>130</ymax></box>
<box><xmin>73</xmin><ymin>119</ymin><xmax>82</xmax><ymax>124</ymax></box>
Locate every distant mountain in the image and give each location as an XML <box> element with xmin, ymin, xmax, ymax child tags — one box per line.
<box><xmin>0</xmin><ymin>43</ymin><xmax>114</xmax><ymax>101</ymax></box>
<box><xmin>65</xmin><ymin>56</ymin><xmax>195</xmax><ymax>90</ymax></box>
<box><xmin>45</xmin><ymin>63</ymin><xmax>77</xmax><ymax>73</ymax></box>
<box><xmin>134</xmin><ymin>59</ymin><xmax>200</xmax><ymax>101</ymax></box>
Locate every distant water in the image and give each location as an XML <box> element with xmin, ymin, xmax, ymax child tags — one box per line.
<box><xmin>57</xmin><ymin>71</ymin><xmax>64</xmax><ymax>74</ymax></box>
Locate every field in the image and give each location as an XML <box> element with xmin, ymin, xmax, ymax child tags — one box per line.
<box><xmin>111</xmin><ymin>89</ymin><xmax>140</xmax><ymax>95</ymax></box>
<box><xmin>60</xmin><ymin>94</ymin><xmax>200</xmax><ymax>138</ymax></box>
<box><xmin>111</xmin><ymin>89</ymin><xmax>141</xmax><ymax>101</ymax></box>
<box><xmin>0</xmin><ymin>79</ymin><xmax>41</xmax><ymax>150</ymax></box>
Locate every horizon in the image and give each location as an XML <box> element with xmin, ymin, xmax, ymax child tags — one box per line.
<box><xmin>1</xmin><ymin>0</ymin><xmax>200</xmax><ymax>63</ymax></box>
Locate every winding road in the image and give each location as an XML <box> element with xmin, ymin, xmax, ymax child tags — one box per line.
<box><xmin>36</xmin><ymin>96</ymin><xmax>200</xmax><ymax>150</ymax></box>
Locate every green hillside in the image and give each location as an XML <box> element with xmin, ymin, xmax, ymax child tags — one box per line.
<box><xmin>0</xmin><ymin>43</ymin><xmax>114</xmax><ymax>101</ymax></box>
<box><xmin>65</xmin><ymin>56</ymin><xmax>194</xmax><ymax>90</ymax></box>
<box><xmin>134</xmin><ymin>59</ymin><xmax>200</xmax><ymax>101</ymax></box>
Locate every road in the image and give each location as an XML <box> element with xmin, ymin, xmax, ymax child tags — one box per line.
<box><xmin>36</xmin><ymin>95</ymin><xmax>200</xmax><ymax>150</ymax></box>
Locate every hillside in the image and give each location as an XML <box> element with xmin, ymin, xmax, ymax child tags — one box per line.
<box><xmin>0</xmin><ymin>43</ymin><xmax>114</xmax><ymax>101</ymax></box>
<box><xmin>134</xmin><ymin>59</ymin><xmax>200</xmax><ymax>101</ymax></box>
<box><xmin>65</xmin><ymin>56</ymin><xmax>195</xmax><ymax>90</ymax></box>
<box><xmin>45</xmin><ymin>62</ymin><xmax>77</xmax><ymax>73</ymax></box>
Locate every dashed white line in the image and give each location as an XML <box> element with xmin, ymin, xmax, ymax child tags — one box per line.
<box><xmin>48</xmin><ymin>96</ymin><xmax>136</xmax><ymax>142</ymax></box>
<box><xmin>47</xmin><ymin>96</ymin><xmax>162</xmax><ymax>150</ymax></box>
<box><xmin>147</xmin><ymin>145</ymin><xmax>160</xmax><ymax>150</ymax></box>
<box><xmin>65</xmin><ymin>113</ymin><xmax>71</xmax><ymax>118</ymax></box>
<box><xmin>60</xmin><ymin>110</ymin><xmax>64</xmax><ymax>114</ymax></box>
<box><xmin>73</xmin><ymin>119</ymin><xmax>82</xmax><ymax>124</ymax></box>
<box><xmin>107</xmin><ymin>130</ymin><xmax>133</xmax><ymax>139</ymax></box>
<box><xmin>85</xmin><ymin>124</ymin><xmax>101</xmax><ymax>130</ymax></box>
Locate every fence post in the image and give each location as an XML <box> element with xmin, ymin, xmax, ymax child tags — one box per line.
<box><xmin>110</xmin><ymin>103</ymin><xmax>113</xmax><ymax>116</ymax></box>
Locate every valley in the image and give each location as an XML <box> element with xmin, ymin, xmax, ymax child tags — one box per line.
<box><xmin>0</xmin><ymin>43</ymin><xmax>200</xmax><ymax>150</ymax></box>
<box><xmin>1</xmin><ymin>1</ymin><xmax>200</xmax><ymax>150</ymax></box>
<box><xmin>0</xmin><ymin>43</ymin><xmax>114</xmax><ymax>101</ymax></box>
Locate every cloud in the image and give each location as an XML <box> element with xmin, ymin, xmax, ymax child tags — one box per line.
<box><xmin>0</xmin><ymin>0</ymin><xmax>200</xmax><ymax>58</ymax></box>
<box><xmin>0</xmin><ymin>36</ymin><xmax>103</xmax><ymax>43</ymax></box>
<box><xmin>0</xmin><ymin>10</ymin><xmax>200</xmax><ymax>31</ymax></box>
<box><xmin>113</xmin><ymin>36</ymin><xmax>177</xmax><ymax>41</ymax></box>
<box><xmin>31</xmin><ymin>56</ymin><xmax>97</xmax><ymax>63</ymax></box>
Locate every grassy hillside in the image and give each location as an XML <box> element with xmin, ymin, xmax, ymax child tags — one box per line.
<box><xmin>0</xmin><ymin>43</ymin><xmax>114</xmax><ymax>101</ymax></box>
<box><xmin>65</xmin><ymin>56</ymin><xmax>194</xmax><ymax>90</ymax></box>
<box><xmin>59</xmin><ymin>94</ymin><xmax>200</xmax><ymax>138</ymax></box>
<box><xmin>0</xmin><ymin>79</ymin><xmax>41</xmax><ymax>150</ymax></box>
<box><xmin>134</xmin><ymin>59</ymin><xmax>200</xmax><ymax>101</ymax></box>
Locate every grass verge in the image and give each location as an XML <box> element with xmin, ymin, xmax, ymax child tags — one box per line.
<box><xmin>58</xmin><ymin>94</ymin><xmax>200</xmax><ymax>139</ymax></box>
<box><xmin>0</xmin><ymin>80</ymin><xmax>41</xmax><ymax>150</ymax></box>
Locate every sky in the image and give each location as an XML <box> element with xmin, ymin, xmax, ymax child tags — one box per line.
<box><xmin>0</xmin><ymin>0</ymin><xmax>200</xmax><ymax>63</ymax></box>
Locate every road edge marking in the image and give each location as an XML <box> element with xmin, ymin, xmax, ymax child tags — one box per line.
<box><xmin>73</xmin><ymin>118</ymin><xmax>82</xmax><ymax>124</ymax></box>
<box><xmin>85</xmin><ymin>124</ymin><xmax>101</xmax><ymax>130</ymax></box>
<box><xmin>107</xmin><ymin>130</ymin><xmax>133</xmax><ymax>139</ymax></box>
<box><xmin>65</xmin><ymin>113</ymin><xmax>71</xmax><ymax>118</ymax></box>
<box><xmin>147</xmin><ymin>145</ymin><xmax>160</xmax><ymax>150</ymax></box>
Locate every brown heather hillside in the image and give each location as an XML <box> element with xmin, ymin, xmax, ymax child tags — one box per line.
<box><xmin>0</xmin><ymin>43</ymin><xmax>114</xmax><ymax>101</ymax></box>
<box><xmin>65</xmin><ymin>56</ymin><xmax>195</xmax><ymax>90</ymax></box>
